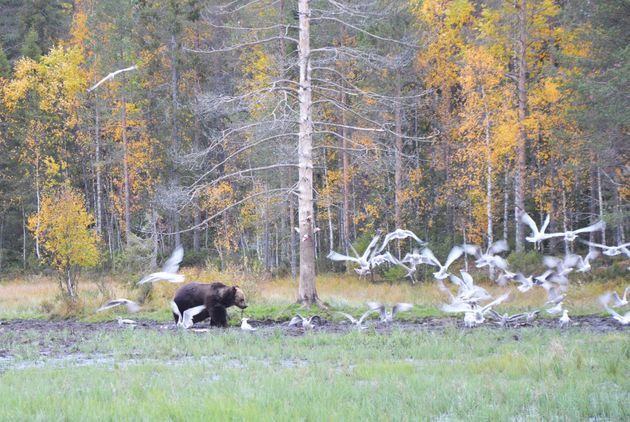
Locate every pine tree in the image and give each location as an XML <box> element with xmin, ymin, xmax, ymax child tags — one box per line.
<box><xmin>0</xmin><ymin>45</ymin><xmax>9</xmax><ymax>77</ymax></box>
<box><xmin>20</xmin><ymin>28</ymin><xmax>42</xmax><ymax>60</ymax></box>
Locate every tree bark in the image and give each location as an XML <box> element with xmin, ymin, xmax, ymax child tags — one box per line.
<box><xmin>121</xmin><ymin>93</ymin><xmax>131</xmax><ymax>244</ymax></box>
<box><xmin>503</xmin><ymin>171</ymin><xmax>509</xmax><ymax>240</ymax></box>
<box><xmin>34</xmin><ymin>146</ymin><xmax>41</xmax><ymax>259</ymax></box>
<box><xmin>341</xmin><ymin>87</ymin><xmax>350</xmax><ymax>255</ymax></box>
<box><xmin>289</xmin><ymin>196</ymin><xmax>297</xmax><ymax>280</ymax></box>
<box><xmin>22</xmin><ymin>205</ymin><xmax>27</xmax><ymax>270</ymax></box>
<box><xmin>562</xmin><ymin>188</ymin><xmax>570</xmax><ymax>255</ymax></box>
<box><xmin>171</xmin><ymin>32</ymin><xmax>181</xmax><ymax>248</ymax></box>
<box><xmin>597</xmin><ymin>166</ymin><xmax>605</xmax><ymax>244</ymax></box>
<box><xmin>514</xmin><ymin>0</ymin><xmax>528</xmax><ymax>252</ymax></box>
<box><xmin>394</xmin><ymin>68</ymin><xmax>404</xmax><ymax>233</ymax></box>
<box><xmin>297</xmin><ymin>0</ymin><xmax>319</xmax><ymax>305</ymax></box>
<box><xmin>94</xmin><ymin>93</ymin><xmax>102</xmax><ymax>235</ymax></box>
<box><xmin>484</xmin><ymin>95</ymin><xmax>494</xmax><ymax>278</ymax></box>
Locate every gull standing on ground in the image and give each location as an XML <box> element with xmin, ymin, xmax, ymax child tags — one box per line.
<box><xmin>241</xmin><ymin>318</ymin><xmax>257</xmax><ymax>332</ymax></box>
<box><xmin>420</xmin><ymin>246</ymin><xmax>465</xmax><ymax>280</ymax></box>
<box><xmin>138</xmin><ymin>246</ymin><xmax>185</xmax><ymax>285</ymax></box>
<box><xmin>366</xmin><ymin>302</ymin><xmax>413</xmax><ymax>323</ymax></box>
<box><xmin>559</xmin><ymin>310</ymin><xmax>571</xmax><ymax>328</ymax></box>
<box><xmin>97</xmin><ymin>298</ymin><xmax>141</xmax><ymax>313</ymax></box>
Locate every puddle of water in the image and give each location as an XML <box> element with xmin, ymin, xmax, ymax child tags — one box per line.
<box><xmin>0</xmin><ymin>352</ymin><xmax>316</xmax><ymax>372</ymax></box>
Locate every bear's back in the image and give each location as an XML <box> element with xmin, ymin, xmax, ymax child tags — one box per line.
<box><xmin>173</xmin><ymin>282</ymin><xmax>226</xmax><ymax>310</ymax></box>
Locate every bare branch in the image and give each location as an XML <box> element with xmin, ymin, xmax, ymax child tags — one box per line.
<box><xmin>187</xmin><ymin>132</ymin><xmax>299</xmax><ymax>189</ymax></box>
<box><xmin>189</xmin><ymin>164</ymin><xmax>299</xmax><ymax>198</ymax></box>
<box><xmin>310</xmin><ymin>16</ymin><xmax>420</xmax><ymax>49</ymax></box>
<box><xmin>184</xmin><ymin>35</ymin><xmax>297</xmax><ymax>55</ymax></box>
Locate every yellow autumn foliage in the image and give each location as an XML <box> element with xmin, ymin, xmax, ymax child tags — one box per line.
<box><xmin>27</xmin><ymin>186</ymin><xmax>100</xmax><ymax>275</ymax></box>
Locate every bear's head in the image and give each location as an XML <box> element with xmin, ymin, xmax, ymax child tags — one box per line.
<box><xmin>233</xmin><ymin>286</ymin><xmax>248</xmax><ymax>309</ymax></box>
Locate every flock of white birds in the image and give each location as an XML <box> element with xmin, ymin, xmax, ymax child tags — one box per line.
<box><xmin>327</xmin><ymin>209</ymin><xmax>630</xmax><ymax>328</ymax></box>
<box><xmin>95</xmin><ymin>209</ymin><xmax>629</xmax><ymax>331</ymax></box>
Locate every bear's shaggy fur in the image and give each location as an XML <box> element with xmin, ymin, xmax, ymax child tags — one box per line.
<box><xmin>172</xmin><ymin>282</ymin><xmax>247</xmax><ymax>327</ymax></box>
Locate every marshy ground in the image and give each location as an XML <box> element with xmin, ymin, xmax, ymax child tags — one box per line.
<box><xmin>0</xmin><ymin>273</ymin><xmax>629</xmax><ymax>420</ymax></box>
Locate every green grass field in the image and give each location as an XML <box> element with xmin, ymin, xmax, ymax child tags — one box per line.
<box><xmin>1</xmin><ymin>326</ymin><xmax>629</xmax><ymax>421</ymax></box>
<box><xmin>1</xmin><ymin>273</ymin><xmax>629</xmax><ymax>420</ymax></box>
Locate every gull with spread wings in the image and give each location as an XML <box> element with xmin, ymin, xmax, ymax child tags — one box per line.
<box><xmin>138</xmin><ymin>246</ymin><xmax>185</xmax><ymax>285</ymax></box>
<box><xmin>420</xmin><ymin>245</ymin><xmax>465</xmax><ymax>280</ymax></box>
<box><xmin>97</xmin><ymin>298</ymin><xmax>141</xmax><ymax>313</ymax></box>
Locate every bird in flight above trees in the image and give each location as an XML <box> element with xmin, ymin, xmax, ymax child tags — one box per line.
<box><xmin>138</xmin><ymin>246</ymin><xmax>185</xmax><ymax>285</ymax></box>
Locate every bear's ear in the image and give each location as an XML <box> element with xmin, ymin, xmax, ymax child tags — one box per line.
<box><xmin>232</xmin><ymin>286</ymin><xmax>237</xmax><ymax>293</ymax></box>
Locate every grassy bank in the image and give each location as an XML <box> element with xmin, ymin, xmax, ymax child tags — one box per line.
<box><xmin>0</xmin><ymin>271</ymin><xmax>627</xmax><ymax>321</ymax></box>
<box><xmin>0</xmin><ymin>327</ymin><xmax>628</xmax><ymax>421</ymax></box>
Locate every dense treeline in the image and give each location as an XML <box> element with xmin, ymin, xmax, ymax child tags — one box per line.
<box><xmin>0</xmin><ymin>0</ymin><xmax>627</xmax><ymax>281</ymax></box>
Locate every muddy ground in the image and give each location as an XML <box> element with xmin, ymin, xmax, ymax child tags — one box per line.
<box><xmin>1</xmin><ymin>314</ymin><xmax>627</xmax><ymax>335</ymax></box>
<box><xmin>0</xmin><ymin>316</ymin><xmax>627</xmax><ymax>369</ymax></box>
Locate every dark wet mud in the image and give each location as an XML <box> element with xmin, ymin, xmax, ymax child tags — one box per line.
<box><xmin>0</xmin><ymin>316</ymin><xmax>626</xmax><ymax>370</ymax></box>
<box><xmin>1</xmin><ymin>314</ymin><xmax>627</xmax><ymax>335</ymax></box>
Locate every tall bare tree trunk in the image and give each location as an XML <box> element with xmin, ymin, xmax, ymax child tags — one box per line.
<box><xmin>121</xmin><ymin>93</ymin><xmax>131</xmax><ymax>244</ymax></box>
<box><xmin>614</xmin><ymin>185</ymin><xmax>624</xmax><ymax>243</ymax></box>
<box><xmin>514</xmin><ymin>0</ymin><xmax>528</xmax><ymax>252</ymax></box>
<box><xmin>95</xmin><ymin>94</ymin><xmax>102</xmax><ymax>234</ymax></box>
<box><xmin>483</xmin><ymin>88</ymin><xmax>493</xmax><ymax>249</ymax></box>
<box><xmin>289</xmin><ymin>196</ymin><xmax>297</xmax><ymax>280</ymax></box>
<box><xmin>34</xmin><ymin>157</ymin><xmax>41</xmax><ymax>260</ymax></box>
<box><xmin>297</xmin><ymin>0</ymin><xmax>319</xmax><ymax>305</ymax></box>
<box><xmin>341</xmin><ymin>88</ymin><xmax>350</xmax><ymax>254</ymax></box>
<box><xmin>503</xmin><ymin>171</ymin><xmax>509</xmax><ymax>240</ymax></box>
<box><xmin>562</xmin><ymin>189</ymin><xmax>570</xmax><ymax>255</ymax></box>
<box><xmin>22</xmin><ymin>205</ymin><xmax>27</xmax><ymax>270</ymax></box>
<box><xmin>394</xmin><ymin>68</ymin><xmax>404</xmax><ymax>233</ymax></box>
<box><xmin>484</xmin><ymin>99</ymin><xmax>494</xmax><ymax>278</ymax></box>
<box><xmin>0</xmin><ymin>216</ymin><xmax>4</xmax><ymax>270</ymax></box>
<box><xmin>171</xmin><ymin>32</ymin><xmax>181</xmax><ymax>248</ymax></box>
<box><xmin>597</xmin><ymin>166</ymin><xmax>606</xmax><ymax>244</ymax></box>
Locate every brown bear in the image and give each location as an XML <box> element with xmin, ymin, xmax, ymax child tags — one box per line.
<box><xmin>172</xmin><ymin>282</ymin><xmax>247</xmax><ymax>327</ymax></box>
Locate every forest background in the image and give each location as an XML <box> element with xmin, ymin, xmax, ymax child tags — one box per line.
<box><xmin>0</xmin><ymin>0</ymin><xmax>627</xmax><ymax>303</ymax></box>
